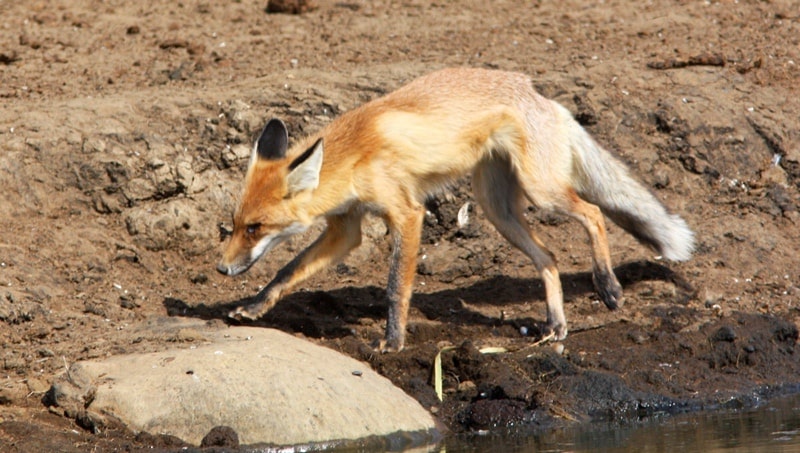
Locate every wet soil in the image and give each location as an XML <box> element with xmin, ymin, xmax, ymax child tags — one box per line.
<box><xmin>1</xmin><ymin>0</ymin><xmax>800</xmax><ymax>451</ymax></box>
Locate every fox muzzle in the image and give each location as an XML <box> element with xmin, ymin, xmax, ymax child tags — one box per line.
<box><xmin>216</xmin><ymin>262</ymin><xmax>239</xmax><ymax>276</ymax></box>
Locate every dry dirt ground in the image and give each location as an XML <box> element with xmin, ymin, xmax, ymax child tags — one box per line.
<box><xmin>1</xmin><ymin>0</ymin><xmax>800</xmax><ymax>451</ymax></box>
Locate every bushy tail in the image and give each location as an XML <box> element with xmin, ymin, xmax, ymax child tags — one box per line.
<box><xmin>564</xmin><ymin>107</ymin><xmax>695</xmax><ymax>261</ymax></box>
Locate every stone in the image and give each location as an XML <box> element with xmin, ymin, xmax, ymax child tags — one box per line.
<box><xmin>266</xmin><ymin>0</ymin><xmax>318</xmax><ymax>14</ymax></box>
<box><xmin>711</xmin><ymin>325</ymin><xmax>737</xmax><ymax>343</ymax></box>
<box><xmin>46</xmin><ymin>318</ymin><xmax>438</xmax><ymax>448</ymax></box>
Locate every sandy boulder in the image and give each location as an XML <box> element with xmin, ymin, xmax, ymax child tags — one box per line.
<box><xmin>47</xmin><ymin>319</ymin><xmax>439</xmax><ymax>449</ymax></box>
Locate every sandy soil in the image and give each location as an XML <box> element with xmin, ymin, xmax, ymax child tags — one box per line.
<box><xmin>1</xmin><ymin>0</ymin><xmax>799</xmax><ymax>450</ymax></box>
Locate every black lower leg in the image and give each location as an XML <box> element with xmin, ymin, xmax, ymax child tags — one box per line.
<box><xmin>593</xmin><ymin>267</ymin><xmax>623</xmax><ymax>310</ymax></box>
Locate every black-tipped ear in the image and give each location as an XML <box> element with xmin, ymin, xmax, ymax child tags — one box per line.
<box><xmin>255</xmin><ymin>119</ymin><xmax>289</xmax><ymax>161</ymax></box>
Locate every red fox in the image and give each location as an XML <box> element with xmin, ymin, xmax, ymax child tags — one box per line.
<box><xmin>217</xmin><ymin>67</ymin><xmax>694</xmax><ymax>352</ymax></box>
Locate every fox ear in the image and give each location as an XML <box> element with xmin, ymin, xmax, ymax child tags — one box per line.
<box><xmin>253</xmin><ymin>119</ymin><xmax>289</xmax><ymax>162</ymax></box>
<box><xmin>286</xmin><ymin>138</ymin><xmax>324</xmax><ymax>195</ymax></box>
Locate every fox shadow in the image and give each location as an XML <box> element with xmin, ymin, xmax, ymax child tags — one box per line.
<box><xmin>163</xmin><ymin>260</ymin><xmax>693</xmax><ymax>342</ymax></box>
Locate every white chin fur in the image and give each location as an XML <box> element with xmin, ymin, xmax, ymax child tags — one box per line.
<box><xmin>249</xmin><ymin>222</ymin><xmax>308</xmax><ymax>264</ymax></box>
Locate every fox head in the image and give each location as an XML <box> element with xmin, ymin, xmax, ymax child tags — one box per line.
<box><xmin>217</xmin><ymin>119</ymin><xmax>324</xmax><ymax>276</ymax></box>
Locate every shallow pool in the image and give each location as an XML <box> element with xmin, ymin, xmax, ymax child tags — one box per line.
<box><xmin>444</xmin><ymin>393</ymin><xmax>800</xmax><ymax>452</ymax></box>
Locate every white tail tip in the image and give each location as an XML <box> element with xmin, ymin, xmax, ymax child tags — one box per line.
<box><xmin>659</xmin><ymin>215</ymin><xmax>695</xmax><ymax>262</ymax></box>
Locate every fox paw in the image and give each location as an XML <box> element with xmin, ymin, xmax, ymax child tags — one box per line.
<box><xmin>593</xmin><ymin>270</ymin><xmax>623</xmax><ymax>310</ymax></box>
<box><xmin>228</xmin><ymin>305</ymin><xmax>261</xmax><ymax>321</ymax></box>
<box><xmin>372</xmin><ymin>338</ymin><xmax>404</xmax><ymax>354</ymax></box>
<box><xmin>545</xmin><ymin>322</ymin><xmax>568</xmax><ymax>341</ymax></box>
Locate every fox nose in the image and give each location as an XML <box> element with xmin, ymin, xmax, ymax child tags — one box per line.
<box><xmin>216</xmin><ymin>263</ymin><xmax>232</xmax><ymax>275</ymax></box>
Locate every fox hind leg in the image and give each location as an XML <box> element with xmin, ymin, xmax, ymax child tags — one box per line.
<box><xmin>472</xmin><ymin>158</ymin><xmax>568</xmax><ymax>340</ymax></box>
<box><xmin>563</xmin><ymin>190</ymin><xmax>623</xmax><ymax>310</ymax></box>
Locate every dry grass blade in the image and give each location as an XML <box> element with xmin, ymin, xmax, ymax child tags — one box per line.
<box><xmin>433</xmin><ymin>345</ymin><xmax>456</xmax><ymax>401</ymax></box>
<box><xmin>525</xmin><ymin>331</ymin><xmax>556</xmax><ymax>358</ymax></box>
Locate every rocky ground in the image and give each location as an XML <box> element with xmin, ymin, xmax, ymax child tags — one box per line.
<box><xmin>1</xmin><ymin>0</ymin><xmax>799</xmax><ymax>451</ymax></box>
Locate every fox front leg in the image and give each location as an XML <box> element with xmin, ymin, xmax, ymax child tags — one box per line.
<box><xmin>228</xmin><ymin>212</ymin><xmax>363</xmax><ymax>321</ymax></box>
<box><xmin>228</xmin><ymin>264</ymin><xmax>294</xmax><ymax>320</ymax></box>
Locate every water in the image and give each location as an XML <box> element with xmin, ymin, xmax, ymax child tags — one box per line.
<box><xmin>444</xmin><ymin>393</ymin><xmax>800</xmax><ymax>452</ymax></box>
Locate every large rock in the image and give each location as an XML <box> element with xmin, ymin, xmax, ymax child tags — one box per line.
<box><xmin>47</xmin><ymin>318</ymin><xmax>439</xmax><ymax>449</ymax></box>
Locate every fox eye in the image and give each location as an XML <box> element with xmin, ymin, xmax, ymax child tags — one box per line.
<box><xmin>245</xmin><ymin>223</ymin><xmax>260</xmax><ymax>235</ymax></box>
